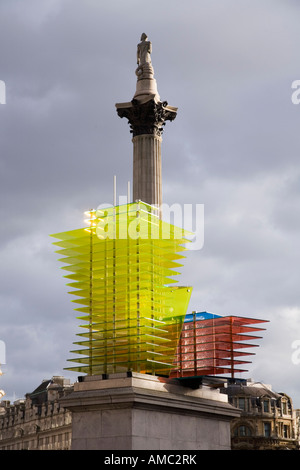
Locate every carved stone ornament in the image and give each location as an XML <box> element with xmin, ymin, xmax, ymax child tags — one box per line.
<box><xmin>116</xmin><ymin>99</ymin><xmax>177</xmax><ymax>137</ymax></box>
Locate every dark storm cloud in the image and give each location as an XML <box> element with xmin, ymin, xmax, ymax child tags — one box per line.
<box><xmin>1</xmin><ymin>0</ymin><xmax>300</xmax><ymax>405</ymax></box>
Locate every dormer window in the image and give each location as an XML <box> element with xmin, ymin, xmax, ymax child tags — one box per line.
<box><xmin>282</xmin><ymin>400</ymin><xmax>287</xmax><ymax>415</ymax></box>
<box><xmin>238</xmin><ymin>397</ymin><xmax>246</xmax><ymax>411</ymax></box>
<box><xmin>263</xmin><ymin>399</ymin><xmax>269</xmax><ymax>413</ymax></box>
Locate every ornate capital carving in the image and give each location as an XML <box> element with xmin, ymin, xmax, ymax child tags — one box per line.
<box><xmin>116</xmin><ymin>99</ymin><xmax>177</xmax><ymax>137</ymax></box>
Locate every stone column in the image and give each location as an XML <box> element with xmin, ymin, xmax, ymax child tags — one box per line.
<box><xmin>116</xmin><ymin>98</ymin><xmax>177</xmax><ymax>218</ymax></box>
<box><xmin>116</xmin><ymin>34</ymin><xmax>177</xmax><ymax>218</ymax></box>
<box><xmin>132</xmin><ymin>133</ymin><xmax>162</xmax><ymax>212</ymax></box>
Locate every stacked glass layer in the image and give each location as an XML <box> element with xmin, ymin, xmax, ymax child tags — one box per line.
<box><xmin>170</xmin><ymin>314</ymin><xmax>268</xmax><ymax>378</ymax></box>
<box><xmin>51</xmin><ymin>202</ymin><xmax>193</xmax><ymax>376</ymax></box>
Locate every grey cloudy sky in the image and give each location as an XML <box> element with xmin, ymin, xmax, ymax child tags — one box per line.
<box><xmin>1</xmin><ymin>0</ymin><xmax>300</xmax><ymax>407</ymax></box>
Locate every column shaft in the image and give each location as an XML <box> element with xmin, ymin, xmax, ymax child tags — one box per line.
<box><xmin>132</xmin><ymin>134</ymin><xmax>162</xmax><ymax>215</ymax></box>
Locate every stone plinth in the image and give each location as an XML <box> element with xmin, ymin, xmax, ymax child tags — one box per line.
<box><xmin>60</xmin><ymin>372</ymin><xmax>240</xmax><ymax>450</ymax></box>
<box><xmin>133</xmin><ymin>75</ymin><xmax>160</xmax><ymax>101</ymax></box>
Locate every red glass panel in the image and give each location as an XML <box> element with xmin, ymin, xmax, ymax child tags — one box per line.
<box><xmin>170</xmin><ymin>315</ymin><xmax>268</xmax><ymax>378</ymax></box>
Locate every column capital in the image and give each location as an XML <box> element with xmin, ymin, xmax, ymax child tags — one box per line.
<box><xmin>116</xmin><ymin>97</ymin><xmax>177</xmax><ymax>138</ymax></box>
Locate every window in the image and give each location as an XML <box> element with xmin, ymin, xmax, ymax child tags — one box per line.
<box><xmin>238</xmin><ymin>397</ymin><xmax>246</xmax><ymax>411</ymax></box>
<box><xmin>263</xmin><ymin>399</ymin><xmax>269</xmax><ymax>413</ymax></box>
<box><xmin>283</xmin><ymin>425</ymin><xmax>289</xmax><ymax>438</ymax></box>
<box><xmin>234</xmin><ymin>425</ymin><xmax>252</xmax><ymax>437</ymax></box>
<box><xmin>264</xmin><ymin>422</ymin><xmax>271</xmax><ymax>437</ymax></box>
<box><xmin>282</xmin><ymin>401</ymin><xmax>287</xmax><ymax>415</ymax></box>
<box><xmin>240</xmin><ymin>425</ymin><xmax>251</xmax><ymax>437</ymax></box>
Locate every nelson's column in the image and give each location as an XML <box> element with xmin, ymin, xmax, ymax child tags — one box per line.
<box><xmin>59</xmin><ymin>34</ymin><xmax>240</xmax><ymax>451</ymax></box>
<box><xmin>116</xmin><ymin>33</ymin><xmax>177</xmax><ymax>217</ymax></box>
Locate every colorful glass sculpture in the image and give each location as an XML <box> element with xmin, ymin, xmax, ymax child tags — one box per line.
<box><xmin>51</xmin><ymin>202</ymin><xmax>193</xmax><ymax>376</ymax></box>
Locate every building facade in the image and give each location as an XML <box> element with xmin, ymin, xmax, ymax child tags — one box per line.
<box><xmin>0</xmin><ymin>376</ymin><xmax>73</xmax><ymax>450</ymax></box>
<box><xmin>221</xmin><ymin>379</ymin><xmax>299</xmax><ymax>450</ymax></box>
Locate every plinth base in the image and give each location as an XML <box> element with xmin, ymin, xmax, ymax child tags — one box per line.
<box><xmin>133</xmin><ymin>77</ymin><xmax>160</xmax><ymax>101</ymax></box>
<box><xmin>60</xmin><ymin>372</ymin><xmax>240</xmax><ymax>450</ymax></box>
